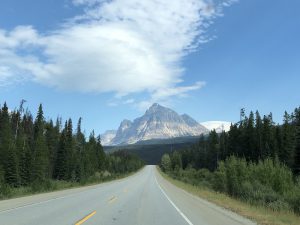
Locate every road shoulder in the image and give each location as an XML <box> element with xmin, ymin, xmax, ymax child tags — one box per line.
<box><xmin>156</xmin><ymin>167</ymin><xmax>300</xmax><ymax>225</ymax></box>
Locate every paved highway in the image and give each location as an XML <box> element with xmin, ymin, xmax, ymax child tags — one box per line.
<box><xmin>0</xmin><ymin>166</ymin><xmax>256</xmax><ymax>225</ymax></box>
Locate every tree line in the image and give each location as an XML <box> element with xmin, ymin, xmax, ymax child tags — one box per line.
<box><xmin>0</xmin><ymin>101</ymin><xmax>144</xmax><ymax>194</ymax></box>
<box><xmin>162</xmin><ymin>107</ymin><xmax>300</xmax><ymax>173</ymax></box>
<box><xmin>161</xmin><ymin>107</ymin><xmax>300</xmax><ymax>214</ymax></box>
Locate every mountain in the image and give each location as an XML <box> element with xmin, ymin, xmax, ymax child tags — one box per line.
<box><xmin>101</xmin><ymin>103</ymin><xmax>209</xmax><ymax>145</ymax></box>
<box><xmin>101</xmin><ymin>130</ymin><xmax>117</xmax><ymax>145</ymax></box>
<box><xmin>200</xmin><ymin>121</ymin><xmax>232</xmax><ymax>133</ymax></box>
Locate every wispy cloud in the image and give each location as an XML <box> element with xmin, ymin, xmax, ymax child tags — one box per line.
<box><xmin>0</xmin><ymin>0</ymin><xmax>236</xmax><ymax>105</ymax></box>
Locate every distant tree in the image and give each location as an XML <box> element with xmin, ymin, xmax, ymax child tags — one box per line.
<box><xmin>161</xmin><ymin>154</ymin><xmax>171</xmax><ymax>172</ymax></box>
<box><xmin>171</xmin><ymin>151</ymin><xmax>182</xmax><ymax>171</ymax></box>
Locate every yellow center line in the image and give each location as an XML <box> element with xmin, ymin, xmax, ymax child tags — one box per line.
<box><xmin>75</xmin><ymin>211</ymin><xmax>96</xmax><ymax>225</ymax></box>
<box><xmin>108</xmin><ymin>196</ymin><xmax>117</xmax><ymax>204</ymax></box>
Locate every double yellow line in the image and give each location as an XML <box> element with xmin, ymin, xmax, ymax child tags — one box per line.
<box><xmin>75</xmin><ymin>211</ymin><xmax>96</xmax><ymax>225</ymax></box>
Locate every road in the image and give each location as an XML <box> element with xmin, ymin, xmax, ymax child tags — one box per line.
<box><xmin>0</xmin><ymin>166</ymin><xmax>256</xmax><ymax>225</ymax></box>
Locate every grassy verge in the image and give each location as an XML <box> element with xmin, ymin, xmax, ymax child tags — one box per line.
<box><xmin>0</xmin><ymin>167</ymin><xmax>144</xmax><ymax>201</ymax></box>
<box><xmin>157</xmin><ymin>167</ymin><xmax>300</xmax><ymax>225</ymax></box>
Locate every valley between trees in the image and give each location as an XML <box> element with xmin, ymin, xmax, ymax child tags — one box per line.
<box><xmin>160</xmin><ymin>107</ymin><xmax>300</xmax><ymax>220</ymax></box>
<box><xmin>0</xmin><ymin>102</ymin><xmax>144</xmax><ymax>199</ymax></box>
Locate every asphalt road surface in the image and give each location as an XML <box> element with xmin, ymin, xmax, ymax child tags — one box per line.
<box><xmin>0</xmin><ymin>166</ymin><xmax>256</xmax><ymax>225</ymax></box>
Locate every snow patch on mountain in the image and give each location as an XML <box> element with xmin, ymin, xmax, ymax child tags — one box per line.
<box><xmin>200</xmin><ymin>121</ymin><xmax>232</xmax><ymax>133</ymax></box>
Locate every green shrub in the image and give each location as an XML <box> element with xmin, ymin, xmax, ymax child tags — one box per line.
<box><xmin>212</xmin><ymin>161</ymin><xmax>227</xmax><ymax>192</ymax></box>
<box><xmin>167</xmin><ymin>155</ymin><xmax>300</xmax><ymax>215</ymax></box>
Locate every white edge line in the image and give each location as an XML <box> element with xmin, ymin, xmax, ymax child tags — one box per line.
<box><xmin>155</xmin><ymin>176</ymin><xmax>194</xmax><ymax>225</ymax></box>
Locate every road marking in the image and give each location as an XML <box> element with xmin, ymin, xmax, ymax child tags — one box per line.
<box><xmin>108</xmin><ymin>196</ymin><xmax>117</xmax><ymax>204</ymax></box>
<box><xmin>155</xmin><ymin>176</ymin><xmax>194</xmax><ymax>225</ymax></box>
<box><xmin>75</xmin><ymin>211</ymin><xmax>96</xmax><ymax>225</ymax></box>
<box><xmin>123</xmin><ymin>188</ymin><xmax>128</xmax><ymax>193</ymax></box>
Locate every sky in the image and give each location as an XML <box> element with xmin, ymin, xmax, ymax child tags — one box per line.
<box><xmin>0</xmin><ymin>0</ymin><xmax>299</xmax><ymax>135</ymax></box>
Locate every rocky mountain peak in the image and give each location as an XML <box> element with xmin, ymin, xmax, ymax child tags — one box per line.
<box><xmin>145</xmin><ymin>103</ymin><xmax>169</xmax><ymax>115</ymax></box>
<box><xmin>101</xmin><ymin>103</ymin><xmax>209</xmax><ymax>146</ymax></box>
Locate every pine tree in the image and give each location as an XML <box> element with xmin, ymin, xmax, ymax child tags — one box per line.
<box><xmin>255</xmin><ymin>111</ymin><xmax>263</xmax><ymax>159</ymax></box>
<box><xmin>15</xmin><ymin>118</ymin><xmax>29</xmax><ymax>186</ymax></box>
<box><xmin>245</xmin><ymin>111</ymin><xmax>256</xmax><ymax>160</ymax></box>
<box><xmin>96</xmin><ymin>135</ymin><xmax>105</xmax><ymax>171</ymax></box>
<box><xmin>0</xmin><ymin>103</ymin><xmax>19</xmax><ymax>186</ymax></box>
<box><xmin>31</xmin><ymin>104</ymin><xmax>48</xmax><ymax>182</ymax></box>
<box><xmin>219</xmin><ymin>131</ymin><xmax>228</xmax><ymax>160</ymax></box>
<box><xmin>280</xmin><ymin>111</ymin><xmax>295</xmax><ymax>167</ymax></box>
<box><xmin>5</xmin><ymin>144</ymin><xmax>19</xmax><ymax>187</ymax></box>
<box><xmin>0</xmin><ymin>103</ymin><xmax>10</xmax><ymax>175</ymax></box>
<box><xmin>228</xmin><ymin>124</ymin><xmax>240</xmax><ymax>157</ymax></box>
<box><xmin>19</xmin><ymin>144</ymin><xmax>31</xmax><ymax>186</ymax></box>
<box><xmin>208</xmin><ymin>130</ymin><xmax>219</xmax><ymax>170</ymax></box>
<box><xmin>74</xmin><ymin>118</ymin><xmax>85</xmax><ymax>182</ymax></box>
<box><xmin>261</xmin><ymin>115</ymin><xmax>273</xmax><ymax>159</ymax></box>
<box><xmin>293</xmin><ymin>108</ymin><xmax>300</xmax><ymax>174</ymax></box>
<box><xmin>66</xmin><ymin>118</ymin><xmax>75</xmax><ymax>180</ymax></box>
<box><xmin>45</xmin><ymin>120</ymin><xmax>59</xmax><ymax>179</ymax></box>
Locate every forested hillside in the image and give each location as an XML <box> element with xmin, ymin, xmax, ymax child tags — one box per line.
<box><xmin>161</xmin><ymin>107</ymin><xmax>300</xmax><ymax>214</ymax></box>
<box><xmin>0</xmin><ymin>101</ymin><xmax>144</xmax><ymax>199</ymax></box>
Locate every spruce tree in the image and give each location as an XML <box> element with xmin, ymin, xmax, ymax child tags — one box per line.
<box><xmin>293</xmin><ymin>108</ymin><xmax>300</xmax><ymax>174</ymax></box>
<box><xmin>208</xmin><ymin>130</ymin><xmax>219</xmax><ymax>170</ymax></box>
<box><xmin>45</xmin><ymin>120</ymin><xmax>59</xmax><ymax>179</ymax></box>
<box><xmin>228</xmin><ymin>124</ymin><xmax>240</xmax><ymax>157</ymax></box>
<box><xmin>74</xmin><ymin>118</ymin><xmax>85</xmax><ymax>181</ymax></box>
<box><xmin>66</xmin><ymin>118</ymin><xmax>75</xmax><ymax>180</ymax></box>
<box><xmin>31</xmin><ymin>104</ymin><xmax>48</xmax><ymax>182</ymax></box>
<box><xmin>219</xmin><ymin>131</ymin><xmax>228</xmax><ymax>160</ymax></box>
<box><xmin>96</xmin><ymin>135</ymin><xmax>105</xmax><ymax>171</ymax></box>
<box><xmin>0</xmin><ymin>103</ymin><xmax>19</xmax><ymax>186</ymax></box>
<box><xmin>5</xmin><ymin>144</ymin><xmax>19</xmax><ymax>187</ymax></box>
<box><xmin>255</xmin><ymin>111</ymin><xmax>263</xmax><ymax>159</ymax></box>
<box><xmin>245</xmin><ymin>111</ymin><xmax>256</xmax><ymax>160</ymax></box>
<box><xmin>280</xmin><ymin>111</ymin><xmax>295</xmax><ymax>167</ymax></box>
<box><xmin>54</xmin><ymin>122</ymin><xmax>68</xmax><ymax>180</ymax></box>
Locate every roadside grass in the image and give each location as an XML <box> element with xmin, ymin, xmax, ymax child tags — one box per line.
<box><xmin>157</xmin><ymin>167</ymin><xmax>300</xmax><ymax>225</ymax></box>
<box><xmin>0</xmin><ymin>167</ymin><xmax>144</xmax><ymax>201</ymax></box>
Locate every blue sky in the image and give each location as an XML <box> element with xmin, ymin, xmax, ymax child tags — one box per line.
<box><xmin>0</xmin><ymin>0</ymin><xmax>299</xmax><ymax>135</ymax></box>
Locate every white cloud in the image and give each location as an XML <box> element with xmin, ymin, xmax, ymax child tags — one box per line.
<box><xmin>0</xmin><ymin>0</ymin><xmax>236</xmax><ymax>104</ymax></box>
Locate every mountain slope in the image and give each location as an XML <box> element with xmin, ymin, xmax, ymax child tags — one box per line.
<box><xmin>101</xmin><ymin>103</ymin><xmax>208</xmax><ymax>145</ymax></box>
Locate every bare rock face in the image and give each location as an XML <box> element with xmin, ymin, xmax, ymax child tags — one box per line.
<box><xmin>101</xmin><ymin>103</ymin><xmax>209</xmax><ymax>146</ymax></box>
